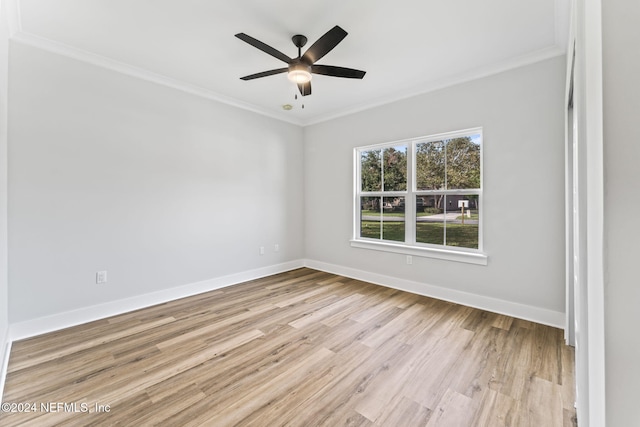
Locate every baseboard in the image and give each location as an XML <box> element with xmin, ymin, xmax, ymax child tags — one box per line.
<box><xmin>0</xmin><ymin>329</ymin><xmax>11</xmax><ymax>403</ymax></box>
<box><xmin>9</xmin><ymin>260</ymin><xmax>305</xmax><ymax>341</ymax></box>
<box><xmin>7</xmin><ymin>257</ymin><xmax>564</xmax><ymax>342</ymax></box>
<box><xmin>304</xmin><ymin>259</ymin><xmax>565</xmax><ymax>329</ymax></box>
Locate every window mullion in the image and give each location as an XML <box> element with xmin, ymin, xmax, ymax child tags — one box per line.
<box><xmin>406</xmin><ymin>141</ymin><xmax>416</xmax><ymax>244</ymax></box>
<box><xmin>379</xmin><ymin>148</ymin><xmax>384</xmax><ymax>192</ymax></box>
<box><xmin>443</xmin><ymin>139</ymin><xmax>448</xmax><ymax>246</ymax></box>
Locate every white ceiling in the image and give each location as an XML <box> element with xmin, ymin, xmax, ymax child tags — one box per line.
<box><xmin>8</xmin><ymin>0</ymin><xmax>570</xmax><ymax>126</ymax></box>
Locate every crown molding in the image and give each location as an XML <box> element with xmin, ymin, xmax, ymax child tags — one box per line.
<box><xmin>10</xmin><ymin>30</ymin><xmax>304</xmax><ymax>126</ymax></box>
<box><xmin>302</xmin><ymin>45</ymin><xmax>566</xmax><ymax>126</ymax></box>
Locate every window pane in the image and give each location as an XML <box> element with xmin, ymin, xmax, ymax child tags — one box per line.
<box><xmin>360</xmin><ymin>149</ymin><xmax>382</xmax><ymax>191</ymax></box>
<box><xmin>444</xmin><ymin>195</ymin><xmax>479</xmax><ymax>249</ymax></box>
<box><xmin>382</xmin><ymin>196</ymin><xmax>405</xmax><ymax>242</ymax></box>
<box><xmin>383</xmin><ymin>146</ymin><xmax>407</xmax><ymax>191</ymax></box>
<box><xmin>416</xmin><ymin>194</ymin><xmax>444</xmax><ymax>245</ymax></box>
<box><xmin>445</xmin><ymin>135</ymin><xmax>481</xmax><ymax>190</ymax></box>
<box><xmin>361</xmin><ymin>196</ymin><xmax>405</xmax><ymax>242</ymax></box>
<box><xmin>416</xmin><ymin>141</ymin><xmax>445</xmax><ymax>190</ymax></box>
<box><xmin>360</xmin><ymin>196</ymin><xmax>381</xmax><ymax>239</ymax></box>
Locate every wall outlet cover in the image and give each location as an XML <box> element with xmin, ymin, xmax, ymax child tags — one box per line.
<box><xmin>96</xmin><ymin>271</ymin><xmax>108</xmax><ymax>284</ymax></box>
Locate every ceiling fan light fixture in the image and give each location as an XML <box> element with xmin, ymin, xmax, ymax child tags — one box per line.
<box><xmin>287</xmin><ymin>69</ymin><xmax>312</xmax><ymax>84</ymax></box>
<box><xmin>236</xmin><ymin>26</ymin><xmax>365</xmax><ymax>97</ymax></box>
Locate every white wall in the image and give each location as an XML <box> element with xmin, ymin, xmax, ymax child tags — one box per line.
<box><xmin>7</xmin><ymin>42</ymin><xmax>304</xmax><ymax>323</ymax></box>
<box><xmin>0</xmin><ymin>0</ymin><xmax>10</xmax><ymax>389</ymax></box>
<box><xmin>603</xmin><ymin>0</ymin><xmax>640</xmax><ymax>423</ymax></box>
<box><xmin>304</xmin><ymin>56</ymin><xmax>566</xmax><ymax>321</ymax></box>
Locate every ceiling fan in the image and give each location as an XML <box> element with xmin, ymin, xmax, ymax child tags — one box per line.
<box><xmin>235</xmin><ymin>25</ymin><xmax>366</xmax><ymax>97</ymax></box>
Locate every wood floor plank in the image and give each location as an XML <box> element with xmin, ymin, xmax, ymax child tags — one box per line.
<box><xmin>0</xmin><ymin>267</ymin><xmax>576</xmax><ymax>426</ymax></box>
<box><xmin>491</xmin><ymin>313</ymin><xmax>514</xmax><ymax>331</ymax></box>
<box><xmin>515</xmin><ymin>376</ymin><xmax>565</xmax><ymax>427</ymax></box>
<box><xmin>349</xmin><ymin>289</ymin><xmax>408</xmax><ymax>324</ymax></box>
<box><xmin>425</xmin><ymin>388</ymin><xmax>477</xmax><ymax>427</ymax></box>
<box><xmin>375</xmin><ymin>395</ymin><xmax>432</xmax><ymax>427</ymax></box>
<box><xmin>274</xmin><ymin>284</ymin><xmax>334</xmax><ymax>308</ymax></box>
<box><xmin>296</xmin><ymin>339</ymin><xmax>412</xmax><ymax>426</ymax></box>
<box><xmin>354</xmin><ymin>338</ymin><xmax>434</xmax><ymax>422</ymax></box>
<box><xmin>361</xmin><ymin>302</ymin><xmax>427</xmax><ymax>348</ymax></box>
<box><xmin>7</xmin><ymin>316</ymin><xmax>175</xmax><ymax>373</ymax></box>
<box><xmin>471</xmin><ymin>388</ymin><xmax>519</xmax><ymax>427</ymax></box>
<box><xmin>184</xmin><ymin>347</ymin><xmax>335</xmax><ymax>426</ymax></box>
<box><xmin>403</xmin><ymin>327</ymin><xmax>476</xmax><ymax>409</ymax></box>
<box><xmin>228</xmin><ymin>342</ymin><xmax>370</xmax><ymax>426</ymax></box>
<box><xmin>288</xmin><ymin>292</ymin><xmax>362</xmax><ymax>329</ymax></box>
<box><xmin>155</xmin><ymin>303</ymin><xmax>273</xmax><ymax>349</ymax></box>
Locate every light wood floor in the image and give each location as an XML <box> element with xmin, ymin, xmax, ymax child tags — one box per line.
<box><xmin>1</xmin><ymin>268</ymin><xmax>577</xmax><ymax>426</ymax></box>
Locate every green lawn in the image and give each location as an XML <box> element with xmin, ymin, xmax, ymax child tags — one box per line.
<box><xmin>361</xmin><ymin>221</ymin><xmax>478</xmax><ymax>249</ymax></box>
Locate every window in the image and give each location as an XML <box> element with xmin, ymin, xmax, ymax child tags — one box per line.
<box><xmin>353</xmin><ymin>128</ymin><xmax>486</xmax><ymax>265</ymax></box>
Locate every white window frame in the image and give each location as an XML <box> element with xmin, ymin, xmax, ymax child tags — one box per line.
<box><xmin>351</xmin><ymin>128</ymin><xmax>487</xmax><ymax>265</ymax></box>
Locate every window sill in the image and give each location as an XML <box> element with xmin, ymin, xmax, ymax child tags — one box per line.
<box><xmin>350</xmin><ymin>239</ymin><xmax>488</xmax><ymax>266</ymax></box>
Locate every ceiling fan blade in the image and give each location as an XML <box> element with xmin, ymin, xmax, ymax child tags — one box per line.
<box><xmin>301</xmin><ymin>26</ymin><xmax>348</xmax><ymax>64</ymax></box>
<box><xmin>297</xmin><ymin>82</ymin><xmax>312</xmax><ymax>96</ymax></box>
<box><xmin>311</xmin><ymin>65</ymin><xmax>366</xmax><ymax>79</ymax></box>
<box><xmin>240</xmin><ymin>68</ymin><xmax>288</xmax><ymax>81</ymax></box>
<box><xmin>235</xmin><ymin>33</ymin><xmax>292</xmax><ymax>64</ymax></box>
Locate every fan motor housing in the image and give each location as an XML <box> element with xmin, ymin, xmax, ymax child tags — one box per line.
<box><xmin>292</xmin><ymin>34</ymin><xmax>308</xmax><ymax>49</ymax></box>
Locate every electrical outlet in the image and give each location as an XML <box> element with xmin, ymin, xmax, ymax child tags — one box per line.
<box><xmin>406</xmin><ymin>256</ymin><xmax>412</xmax><ymax>265</ymax></box>
<box><xmin>96</xmin><ymin>270</ymin><xmax>107</xmax><ymax>284</ymax></box>
<box><xmin>274</xmin><ymin>244</ymin><xmax>279</xmax><ymax>252</ymax></box>
<box><xmin>259</xmin><ymin>246</ymin><xmax>265</xmax><ymax>255</ymax></box>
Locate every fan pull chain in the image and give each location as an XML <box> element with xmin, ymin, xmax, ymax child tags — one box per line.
<box><xmin>293</xmin><ymin>92</ymin><xmax>304</xmax><ymax>110</ymax></box>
